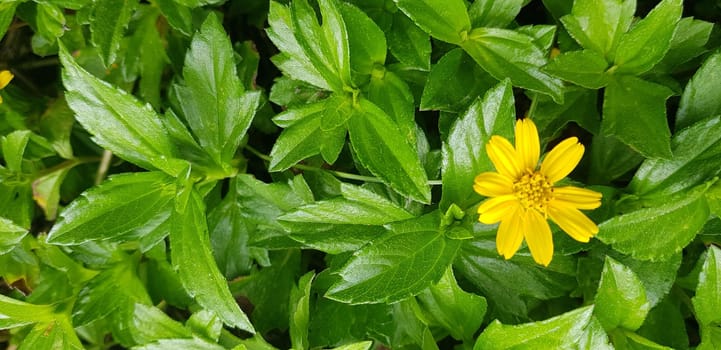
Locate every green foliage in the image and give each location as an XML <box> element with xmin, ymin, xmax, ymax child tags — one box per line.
<box><xmin>2</xmin><ymin>0</ymin><xmax>721</xmax><ymax>348</ymax></box>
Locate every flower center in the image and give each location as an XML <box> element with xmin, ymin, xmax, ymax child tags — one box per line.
<box><xmin>513</xmin><ymin>171</ymin><xmax>553</xmax><ymax>213</ymax></box>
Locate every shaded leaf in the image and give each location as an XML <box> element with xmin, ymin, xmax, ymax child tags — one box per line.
<box><xmin>90</xmin><ymin>0</ymin><xmax>138</xmax><ymax>66</ymax></box>
<box><xmin>602</xmin><ymin>75</ymin><xmax>673</xmax><ymax>159</ymax></box>
<box><xmin>676</xmin><ymin>52</ymin><xmax>721</xmax><ymax>130</ymax></box>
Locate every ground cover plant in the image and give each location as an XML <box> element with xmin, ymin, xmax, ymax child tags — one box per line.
<box><xmin>1</xmin><ymin>0</ymin><xmax>721</xmax><ymax>348</ymax></box>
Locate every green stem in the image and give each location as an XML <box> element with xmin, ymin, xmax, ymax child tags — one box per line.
<box><xmin>527</xmin><ymin>93</ymin><xmax>539</xmax><ymax>119</ymax></box>
<box><xmin>244</xmin><ymin>145</ymin><xmax>443</xmax><ymax>186</ymax></box>
<box><xmin>95</xmin><ymin>150</ymin><xmax>113</xmax><ymax>185</ymax></box>
<box><xmin>35</xmin><ymin>156</ymin><xmax>101</xmax><ymax>178</ymax></box>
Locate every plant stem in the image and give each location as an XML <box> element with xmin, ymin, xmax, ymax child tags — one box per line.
<box><xmin>95</xmin><ymin>150</ymin><xmax>113</xmax><ymax>185</ymax></box>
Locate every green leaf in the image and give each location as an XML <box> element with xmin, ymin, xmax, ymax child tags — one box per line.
<box><xmin>208</xmin><ymin>183</ymin><xmax>256</xmax><ymax>279</ymax></box>
<box><xmin>601</xmin><ymin>75</ymin><xmax>673</xmax><ymax>159</ymax></box>
<box><xmin>0</xmin><ymin>183</ymin><xmax>33</xmax><ymax>229</ymax></box>
<box><xmin>282</xmin><ymin>0</ymin><xmax>351</xmax><ymax>92</ymax></box>
<box><xmin>613</xmin><ymin>253</ymin><xmax>681</xmax><ymax>309</ymax></box>
<box><xmin>420</xmin><ymin>49</ymin><xmax>496</xmax><ymax>113</ymax></box>
<box><xmin>462</xmin><ymin>28</ymin><xmax>564</xmax><ymax>103</ymax></box>
<box><xmin>169</xmin><ymin>187</ymin><xmax>254</xmax><ymax>333</ymax></box>
<box><xmin>290</xmin><ymin>272</ymin><xmax>314</xmax><ymax>350</ymax></box>
<box><xmin>72</xmin><ymin>258</ymin><xmax>151</xmax><ymax>326</ymax></box>
<box><xmin>417</xmin><ymin>268</ymin><xmax>487</xmax><ymax>342</ymax></box>
<box><xmin>36</xmin><ymin>97</ymin><xmax>75</xmax><ymax>159</ymax></box>
<box><xmin>59</xmin><ymin>45</ymin><xmax>186</xmax><ymax>175</ymax></box>
<box><xmin>631</xmin><ymin>116</ymin><xmax>721</xmax><ymax>197</ymax></box>
<box><xmin>129</xmin><ymin>304</ymin><xmax>193</xmax><ymax>344</ymax></box>
<box><xmin>269</xmin><ymin>77</ymin><xmax>327</xmax><ymax>108</ymax></box>
<box><xmin>531</xmin><ymin>87</ymin><xmax>600</xmax><ymax>143</ymax></box>
<box><xmin>172</xmin><ymin>0</ymin><xmax>225</xmax><ymax>8</ymax></box>
<box><xmin>387</xmin><ymin>12</ymin><xmax>431</xmax><ymax>70</ymax></box>
<box><xmin>394</xmin><ymin>0</ymin><xmax>471</xmax><ymax>45</ymax></box>
<box><xmin>654</xmin><ymin>17</ymin><xmax>713</xmax><ymax>73</ymax></box>
<box><xmin>318</xmin><ymin>95</ymin><xmax>353</xmax><ymax>164</ymax></box>
<box><xmin>47</xmin><ymin>172</ymin><xmax>175</xmax><ymax>247</ymax></box>
<box><xmin>543</xmin><ymin>50</ymin><xmax>609</xmax><ymax>89</ymax></box>
<box><xmin>0</xmin><ymin>294</ymin><xmax>56</xmax><ymax>328</ymax></box>
<box><xmin>474</xmin><ymin>306</ymin><xmax>612</xmax><ymax>349</ymax></box>
<box><xmin>154</xmin><ymin>0</ymin><xmax>193</xmax><ymax>36</ymax></box>
<box><xmin>612</xmin><ymin>330</ymin><xmax>674</xmax><ymax>349</ymax></box>
<box><xmin>19</xmin><ymin>319</ymin><xmax>83</xmax><ymax>350</ymax></box>
<box><xmin>366</xmin><ymin>71</ymin><xmax>416</xmax><ymax>147</ymax></box>
<box><xmin>330</xmin><ymin>341</ymin><xmax>373</xmax><ymax>350</ymax></box>
<box><xmin>637</xmin><ymin>296</ymin><xmax>689</xmax><ymax>349</ymax></box>
<box><xmin>281</xmin><ymin>183</ymin><xmax>413</xmax><ymax>253</ymax></box>
<box><xmin>32</xmin><ymin>165</ymin><xmax>73</xmax><ymax>221</ymax></box>
<box><xmin>130</xmin><ymin>10</ymin><xmax>168</xmax><ymax>110</ymax></box>
<box><xmin>266</xmin><ymin>1</ymin><xmax>333</xmax><ymax>91</ymax></box>
<box><xmin>676</xmin><ymin>52</ymin><xmax>721</xmax><ymax>130</ymax></box>
<box><xmin>597</xmin><ymin>186</ymin><xmax>709</xmax><ymax>261</ymax></box>
<box><xmin>0</xmin><ymin>3</ymin><xmax>19</xmax><ymax>41</ymax></box>
<box><xmin>440</xmin><ymin>79</ymin><xmax>514</xmax><ymax>211</ymax></box>
<box><xmin>174</xmin><ymin>14</ymin><xmax>260</xmax><ymax>167</ymax></box>
<box><xmin>698</xmin><ymin>325</ymin><xmax>721</xmax><ymax>350</ymax></box>
<box><xmin>693</xmin><ymin>246</ymin><xmax>721</xmax><ymax>326</ymax></box>
<box><xmin>588</xmin><ymin>134</ymin><xmax>643</xmax><ymax>184</ymax></box>
<box><xmin>134</xmin><ymin>337</ymin><xmax>227</xmax><ymax>350</ymax></box>
<box><xmin>269</xmin><ymin>102</ymin><xmax>325</xmax><ymax>171</ymax></box>
<box><xmin>1</xmin><ymin>130</ymin><xmax>31</xmax><ymax>173</ymax></box>
<box><xmin>340</xmin><ymin>2</ymin><xmax>386</xmax><ymax>77</ymax></box>
<box><xmin>560</xmin><ymin>0</ymin><xmax>635</xmax><ymax>59</ymax></box>
<box><xmin>187</xmin><ymin>310</ymin><xmax>222</xmax><ymax>342</ymax></box>
<box><xmin>326</xmin><ymin>213</ymin><xmax>461</xmax><ymax>304</ymax></box>
<box><xmin>231</xmin><ymin>250</ymin><xmax>301</xmax><ymax>333</ymax></box>
<box><xmin>468</xmin><ymin>0</ymin><xmax>523</xmax><ymax>28</ymax></box>
<box><xmin>454</xmin><ymin>239</ymin><xmax>577</xmax><ymax>321</ymax></box>
<box><xmin>594</xmin><ymin>257</ymin><xmax>649</xmax><ymax>331</ymax></box>
<box><xmin>35</xmin><ymin>2</ymin><xmax>65</xmax><ymax>40</ymax></box>
<box><xmin>348</xmin><ymin>98</ymin><xmax>430</xmax><ymax>203</ymax></box>
<box><xmin>613</xmin><ymin>0</ymin><xmax>681</xmax><ymax>74</ymax></box>
<box><xmin>90</xmin><ymin>0</ymin><xmax>139</xmax><ymax>66</ymax></box>
<box><xmin>0</xmin><ymin>217</ymin><xmax>27</xmax><ymax>255</ymax></box>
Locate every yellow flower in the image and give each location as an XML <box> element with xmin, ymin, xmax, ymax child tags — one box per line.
<box><xmin>0</xmin><ymin>70</ymin><xmax>14</xmax><ymax>104</ymax></box>
<box><xmin>473</xmin><ymin>118</ymin><xmax>602</xmax><ymax>266</ymax></box>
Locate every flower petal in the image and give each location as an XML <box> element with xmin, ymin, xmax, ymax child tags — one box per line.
<box><xmin>0</xmin><ymin>70</ymin><xmax>13</xmax><ymax>90</ymax></box>
<box><xmin>552</xmin><ymin>186</ymin><xmax>602</xmax><ymax>210</ymax></box>
<box><xmin>515</xmin><ymin>118</ymin><xmax>540</xmax><ymax>171</ymax></box>
<box><xmin>477</xmin><ymin>195</ymin><xmax>519</xmax><ymax>224</ymax></box>
<box><xmin>496</xmin><ymin>205</ymin><xmax>524</xmax><ymax>259</ymax></box>
<box><xmin>486</xmin><ymin>136</ymin><xmax>523</xmax><ymax>179</ymax></box>
<box><xmin>548</xmin><ymin>203</ymin><xmax>599</xmax><ymax>243</ymax></box>
<box><xmin>473</xmin><ymin>172</ymin><xmax>514</xmax><ymax>197</ymax></box>
<box><xmin>540</xmin><ymin>137</ymin><xmax>584</xmax><ymax>183</ymax></box>
<box><xmin>524</xmin><ymin>210</ymin><xmax>554</xmax><ymax>266</ymax></box>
